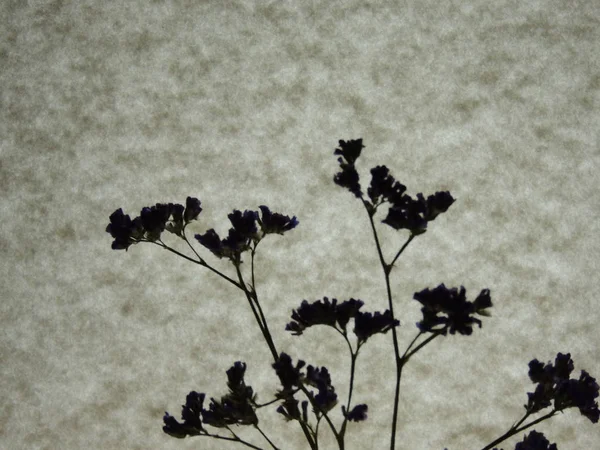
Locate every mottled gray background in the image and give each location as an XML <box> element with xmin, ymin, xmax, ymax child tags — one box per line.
<box><xmin>1</xmin><ymin>1</ymin><xmax>599</xmax><ymax>449</ymax></box>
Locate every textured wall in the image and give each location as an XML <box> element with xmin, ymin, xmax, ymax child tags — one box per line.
<box><xmin>1</xmin><ymin>1</ymin><xmax>599</xmax><ymax>449</ymax></box>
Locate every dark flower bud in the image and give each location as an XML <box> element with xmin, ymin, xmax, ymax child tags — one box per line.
<box><xmin>334</xmin><ymin>139</ymin><xmax>364</xmax><ymax>165</ymax></box>
<box><xmin>258</xmin><ymin>205</ymin><xmax>299</xmax><ymax>235</ymax></box>
<box><xmin>306</xmin><ymin>365</ymin><xmax>337</xmax><ymax>414</ymax></box>
<box><xmin>514</xmin><ymin>430</ymin><xmax>557</xmax><ymax>450</ymax></box>
<box><xmin>106</xmin><ymin>208</ymin><xmax>144</xmax><ymax>250</ymax></box>
<box><xmin>353</xmin><ymin>309</ymin><xmax>399</xmax><ymax>344</ymax></box>
<box><xmin>140</xmin><ymin>203</ymin><xmax>171</xmax><ymax>241</ymax></box>
<box><xmin>273</xmin><ymin>353</ymin><xmax>306</xmax><ymax>392</ymax></box>
<box><xmin>195</xmin><ymin>229</ymin><xmax>225</xmax><ymax>258</ymax></box>
<box><xmin>286</xmin><ymin>297</ymin><xmax>365</xmax><ymax>335</ymax></box>
<box><xmin>382</xmin><ymin>198</ymin><xmax>428</xmax><ymax>233</ymax></box>
<box><xmin>277</xmin><ymin>397</ymin><xmax>301</xmax><ymax>421</ymax></box>
<box><xmin>333</xmin><ymin>139</ymin><xmax>364</xmax><ymax>198</ymax></box>
<box><xmin>368</xmin><ymin>165</ymin><xmax>406</xmax><ymax>206</ymax></box>
<box><xmin>165</xmin><ymin>203</ymin><xmax>185</xmax><ymax>236</ymax></box>
<box><xmin>228</xmin><ymin>209</ymin><xmax>259</xmax><ymax>238</ymax></box>
<box><xmin>342</xmin><ymin>404</ymin><xmax>368</xmax><ymax>422</ymax></box>
<box><xmin>333</xmin><ymin>164</ymin><xmax>362</xmax><ymax>198</ymax></box>
<box><xmin>525</xmin><ymin>353</ymin><xmax>599</xmax><ymax>422</ymax></box>
<box><xmin>162</xmin><ymin>391</ymin><xmax>205</xmax><ymax>438</ymax></box>
<box><xmin>183</xmin><ymin>197</ymin><xmax>202</xmax><ymax>223</ymax></box>
<box><xmin>413</xmin><ymin>284</ymin><xmax>492</xmax><ymax>336</ymax></box>
<box><xmin>424</xmin><ymin>191</ymin><xmax>455</xmax><ymax>221</ymax></box>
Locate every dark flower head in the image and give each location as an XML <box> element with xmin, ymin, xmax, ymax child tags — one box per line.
<box><xmin>514</xmin><ymin>430</ymin><xmax>557</xmax><ymax>450</ymax></box>
<box><xmin>108</xmin><ymin>198</ymin><xmax>204</xmax><ymax>249</ymax></box>
<box><xmin>226</xmin><ymin>361</ymin><xmax>247</xmax><ymax>390</ymax></box>
<box><xmin>382</xmin><ymin>199</ymin><xmax>429</xmax><ymax>234</ymax></box>
<box><xmin>306</xmin><ymin>365</ymin><xmax>338</xmax><ymax>413</ymax></box>
<box><xmin>106</xmin><ymin>208</ymin><xmax>145</xmax><ymax>250</ymax></box>
<box><xmin>201</xmin><ymin>361</ymin><xmax>257</xmax><ymax>428</ymax></box>
<box><xmin>424</xmin><ymin>191</ymin><xmax>455</xmax><ymax>221</ymax></box>
<box><xmin>277</xmin><ymin>397</ymin><xmax>301</xmax><ymax>421</ymax></box>
<box><xmin>286</xmin><ymin>297</ymin><xmax>365</xmax><ymax>335</ymax></box>
<box><xmin>163</xmin><ymin>391</ymin><xmax>205</xmax><ymax>438</ymax></box>
<box><xmin>228</xmin><ymin>209</ymin><xmax>259</xmax><ymax>238</ymax></box>
<box><xmin>334</xmin><ymin>139</ymin><xmax>364</xmax><ymax>165</ymax></box>
<box><xmin>273</xmin><ymin>353</ymin><xmax>306</xmax><ymax>392</ymax></box>
<box><xmin>202</xmin><ymin>395</ymin><xmax>257</xmax><ymax>428</ymax></box>
<box><xmin>333</xmin><ymin>139</ymin><xmax>364</xmax><ymax>198</ymax></box>
<box><xmin>194</xmin><ymin>210</ymin><xmax>257</xmax><ymax>261</ymax></box>
<box><xmin>184</xmin><ymin>197</ymin><xmax>202</xmax><ymax>223</ymax></box>
<box><xmin>413</xmin><ymin>284</ymin><xmax>492</xmax><ymax>336</ymax></box>
<box><xmin>165</xmin><ymin>203</ymin><xmax>185</xmax><ymax>236</ymax></box>
<box><xmin>368</xmin><ymin>165</ymin><xmax>406</xmax><ymax>206</ymax></box>
<box><xmin>353</xmin><ymin>309</ymin><xmax>399</xmax><ymax>345</ymax></box>
<box><xmin>526</xmin><ymin>353</ymin><xmax>599</xmax><ymax>422</ymax></box>
<box><xmin>161</xmin><ymin>197</ymin><xmax>202</xmax><ymax>237</ymax></box>
<box><xmin>140</xmin><ymin>203</ymin><xmax>172</xmax><ymax>241</ymax></box>
<box><xmin>342</xmin><ymin>404</ymin><xmax>368</xmax><ymax>422</ymax></box>
<box><xmin>258</xmin><ymin>205</ymin><xmax>299</xmax><ymax>235</ymax></box>
<box><xmin>195</xmin><ymin>229</ymin><xmax>226</xmax><ymax>258</ymax></box>
<box><xmin>334</xmin><ymin>163</ymin><xmax>362</xmax><ymax>198</ymax></box>
<box><xmin>381</xmin><ymin>190</ymin><xmax>455</xmax><ymax>234</ymax></box>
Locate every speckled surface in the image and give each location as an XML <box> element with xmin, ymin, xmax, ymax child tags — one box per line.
<box><xmin>1</xmin><ymin>1</ymin><xmax>599</xmax><ymax>449</ymax></box>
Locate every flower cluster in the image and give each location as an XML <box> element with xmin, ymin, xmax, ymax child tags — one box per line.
<box><xmin>163</xmin><ymin>362</ymin><xmax>257</xmax><ymax>438</ymax></box>
<box><xmin>413</xmin><ymin>284</ymin><xmax>492</xmax><ymax>335</ymax></box>
<box><xmin>489</xmin><ymin>430</ymin><xmax>558</xmax><ymax>450</ymax></box>
<box><xmin>285</xmin><ymin>297</ymin><xmax>399</xmax><ymax>345</ymax></box>
<box><xmin>106</xmin><ymin>196</ymin><xmax>202</xmax><ymax>250</ymax></box>
<box><xmin>334</xmin><ymin>139</ymin><xmax>455</xmax><ymax>234</ymax></box>
<box><xmin>195</xmin><ymin>206</ymin><xmax>298</xmax><ymax>262</ymax></box>
<box><xmin>526</xmin><ymin>352</ymin><xmax>599</xmax><ymax>422</ymax></box>
<box><xmin>107</xmin><ymin>198</ymin><xmax>298</xmax><ymax>265</ymax></box>
<box><xmin>106</xmin><ymin>138</ymin><xmax>598</xmax><ymax>450</ymax></box>
<box><xmin>272</xmin><ymin>352</ymin><xmax>339</xmax><ymax>421</ymax></box>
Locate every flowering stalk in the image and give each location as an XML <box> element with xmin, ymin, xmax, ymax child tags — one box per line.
<box><xmin>105</xmin><ymin>139</ymin><xmax>599</xmax><ymax>450</ymax></box>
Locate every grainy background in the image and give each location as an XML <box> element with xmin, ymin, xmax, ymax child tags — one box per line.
<box><xmin>1</xmin><ymin>1</ymin><xmax>599</xmax><ymax>449</ymax></box>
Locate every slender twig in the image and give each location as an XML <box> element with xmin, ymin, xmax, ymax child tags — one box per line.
<box><xmin>402</xmin><ymin>330</ymin><xmax>443</xmax><ymax>363</ymax></box>
<box><xmin>389</xmin><ymin>234</ymin><xmax>416</xmax><ymax>269</ymax></box>
<box><xmin>201</xmin><ymin>429</ymin><xmax>265</xmax><ymax>450</ymax></box>
<box><xmin>152</xmin><ymin>240</ymin><xmax>243</xmax><ymax>289</ymax></box>
<box><xmin>254</xmin><ymin>424</ymin><xmax>281</xmax><ymax>450</ymax></box>
<box><xmin>480</xmin><ymin>410</ymin><xmax>557</xmax><ymax>450</ymax></box>
<box><xmin>234</xmin><ymin>262</ymin><xmax>279</xmax><ymax>362</ymax></box>
<box><xmin>363</xmin><ymin>205</ymin><xmax>404</xmax><ymax>450</ymax></box>
<box><xmin>339</xmin><ymin>332</ymin><xmax>358</xmax><ymax>439</ymax></box>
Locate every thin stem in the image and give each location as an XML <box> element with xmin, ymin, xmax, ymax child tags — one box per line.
<box><xmin>248</xmin><ymin>246</ymin><xmax>275</xmax><ymax>359</ymax></box>
<box><xmin>254</xmin><ymin>424</ymin><xmax>280</xmax><ymax>450</ymax></box>
<box><xmin>296</xmin><ymin>383</ymin><xmax>342</xmax><ymax>449</ymax></box>
<box><xmin>389</xmin><ymin>234</ymin><xmax>416</xmax><ymax>268</ymax></box>
<box><xmin>339</xmin><ymin>332</ymin><xmax>358</xmax><ymax>439</ymax></box>
<box><xmin>402</xmin><ymin>330</ymin><xmax>443</xmax><ymax>363</ymax></box>
<box><xmin>363</xmin><ymin>203</ymin><xmax>421</xmax><ymax>450</ymax></box>
<box><xmin>153</xmin><ymin>240</ymin><xmax>243</xmax><ymax>289</ymax></box>
<box><xmin>364</xmin><ymin>208</ymin><xmax>403</xmax><ymax>450</ymax></box>
<box><xmin>479</xmin><ymin>410</ymin><xmax>557</xmax><ymax>450</ymax></box>
<box><xmin>234</xmin><ymin>262</ymin><xmax>279</xmax><ymax>362</ymax></box>
<box><xmin>201</xmin><ymin>429</ymin><xmax>265</xmax><ymax>450</ymax></box>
